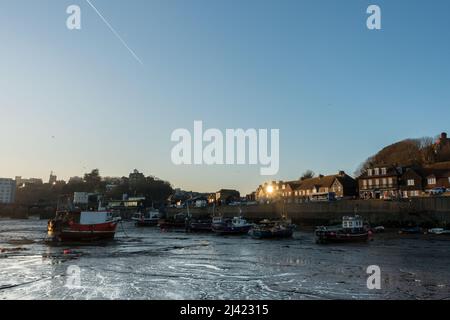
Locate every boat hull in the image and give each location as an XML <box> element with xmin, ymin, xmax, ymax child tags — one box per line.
<box><xmin>315</xmin><ymin>230</ymin><xmax>370</xmax><ymax>244</ymax></box>
<box><xmin>48</xmin><ymin>221</ymin><xmax>118</xmax><ymax>242</ymax></box>
<box><xmin>250</xmin><ymin>228</ymin><xmax>294</xmax><ymax>239</ymax></box>
<box><xmin>135</xmin><ymin>220</ymin><xmax>159</xmax><ymax>227</ymax></box>
<box><xmin>212</xmin><ymin>224</ymin><xmax>252</xmax><ymax>235</ymax></box>
<box><xmin>189</xmin><ymin>222</ymin><xmax>212</xmax><ymax>232</ymax></box>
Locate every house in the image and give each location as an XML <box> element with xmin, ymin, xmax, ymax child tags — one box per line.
<box><xmin>215</xmin><ymin>189</ymin><xmax>240</xmax><ymax>205</ymax></box>
<box><xmin>422</xmin><ymin>162</ymin><xmax>450</xmax><ymax>191</ymax></box>
<box><xmin>399</xmin><ymin>168</ymin><xmax>423</xmax><ymax>198</ymax></box>
<box><xmin>255</xmin><ymin>181</ymin><xmax>284</xmax><ymax>203</ymax></box>
<box><xmin>280</xmin><ymin>181</ymin><xmax>301</xmax><ymax>203</ymax></box>
<box><xmin>331</xmin><ymin>171</ymin><xmax>358</xmax><ymax>199</ymax></box>
<box><xmin>358</xmin><ymin>166</ymin><xmax>403</xmax><ymax>199</ymax></box>
<box><xmin>291</xmin><ymin>171</ymin><xmax>356</xmax><ymax>202</ymax></box>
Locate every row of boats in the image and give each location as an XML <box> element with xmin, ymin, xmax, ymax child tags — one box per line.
<box><xmin>133</xmin><ymin>210</ymin><xmax>296</xmax><ymax>239</ymax></box>
<box><xmin>47</xmin><ymin>200</ymin><xmax>377</xmax><ymax>244</ymax></box>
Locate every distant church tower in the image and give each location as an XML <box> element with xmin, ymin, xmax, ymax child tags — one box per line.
<box><xmin>49</xmin><ymin>171</ymin><xmax>57</xmax><ymax>184</ymax></box>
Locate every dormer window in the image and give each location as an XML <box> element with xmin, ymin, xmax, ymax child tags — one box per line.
<box><xmin>367</xmin><ymin>169</ymin><xmax>373</xmax><ymax>176</ymax></box>
<box><xmin>428</xmin><ymin>177</ymin><xmax>436</xmax><ymax>185</ymax></box>
<box><xmin>407</xmin><ymin>179</ymin><xmax>415</xmax><ymax>186</ymax></box>
<box><xmin>381</xmin><ymin>168</ymin><xmax>387</xmax><ymax>175</ymax></box>
<box><xmin>374</xmin><ymin>168</ymin><xmax>380</xmax><ymax>175</ymax></box>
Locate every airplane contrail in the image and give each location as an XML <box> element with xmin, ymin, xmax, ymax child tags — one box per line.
<box><xmin>85</xmin><ymin>0</ymin><xmax>144</xmax><ymax>65</ymax></box>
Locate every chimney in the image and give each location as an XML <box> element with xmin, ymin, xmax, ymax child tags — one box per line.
<box><xmin>338</xmin><ymin>170</ymin><xmax>345</xmax><ymax>176</ymax></box>
<box><xmin>441</xmin><ymin>132</ymin><xmax>448</xmax><ymax>139</ymax></box>
<box><xmin>319</xmin><ymin>174</ymin><xmax>324</xmax><ymax>178</ymax></box>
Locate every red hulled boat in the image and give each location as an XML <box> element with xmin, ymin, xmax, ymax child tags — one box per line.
<box><xmin>48</xmin><ymin>209</ymin><xmax>120</xmax><ymax>242</ymax></box>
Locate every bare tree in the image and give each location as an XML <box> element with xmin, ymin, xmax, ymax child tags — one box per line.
<box><xmin>300</xmin><ymin>170</ymin><xmax>315</xmax><ymax>181</ymax></box>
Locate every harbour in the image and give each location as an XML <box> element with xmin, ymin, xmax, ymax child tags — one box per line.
<box><xmin>1</xmin><ymin>219</ymin><xmax>449</xmax><ymax>300</ymax></box>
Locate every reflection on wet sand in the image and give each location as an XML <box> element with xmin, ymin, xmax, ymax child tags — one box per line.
<box><xmin>1</xmin><ymin>219</ymin><xmax>450</xmax><ymax>300</ymax></box>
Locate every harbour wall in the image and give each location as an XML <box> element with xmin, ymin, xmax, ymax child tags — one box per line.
<box><xmin>167</xmin><ymin>198</ymin><xmax>450</xmax><ymax>227</ymax></box>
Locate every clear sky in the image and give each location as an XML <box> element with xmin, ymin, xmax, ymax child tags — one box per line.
<box><xmin>1</xmin><ymin>0</ymin><xmax>450</xmax><ymax>194</ymax></box>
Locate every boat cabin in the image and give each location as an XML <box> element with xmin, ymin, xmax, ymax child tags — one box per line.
<box><xmin>342</xmin><ymin>215</ymin><xmax>364</xmax><ymax>229</ymax></box>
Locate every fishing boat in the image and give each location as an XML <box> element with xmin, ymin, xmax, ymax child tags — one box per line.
<box><xmin>48</xmin><ymin>209</ymin><xmax>120</xmax><ymax>242</ymax></box>
<box><xmin>399</xmin><ymin>226</ymin><xmax>422</xmax><ymax>234</ymax></box>
<box><xmin>249</xmin><ymin>219</ymin><xmax>295</xmax><ymax>239</ymax></box>
<box><xmin>132</xmin><ymin>209</ymin><xmax>160</xmax><ymax>227</ymax></box>
<box><xmin>427</xmin><ymin>228</ymin><xmax>450</xmax><ymax>235</ymax></box>
<box><xmin>211</xmin><ymin>216</ymin><xmax>253</xmax><ymax>235</ymax></box>
<box><xmin>158</xmin><ymin>212</ymin><xmax>189</xmax><ymax>230</ymax></box>
<box><xmin>189</xmin><ymin>217</ymin><xmax>213</xmax><ymax>232</ymax></box>
<box><xmin>315</xmin><ymin>215</ymin><xmax>372</xmax><ymax>244</ymax></box>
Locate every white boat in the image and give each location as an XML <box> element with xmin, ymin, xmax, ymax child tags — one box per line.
<box><xmin>428</xmin><ymin>228</ymin><xmax>450</xmax><ymax>235</ymax></box>
<box><xmin>132</xmin><ymin>210</ymin><xmax>160</xmax><ymax>227</ymax></box>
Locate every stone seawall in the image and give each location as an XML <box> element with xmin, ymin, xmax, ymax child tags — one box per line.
<box><xmin>167</xmin><ymin>198</ymin><xmax>450</xmax><ymax>227</ymax></box>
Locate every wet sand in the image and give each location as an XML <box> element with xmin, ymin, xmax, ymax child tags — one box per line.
<box><xmin>0</xmin><ymin>219</ymin><xmax>449</xmax><ymax>300</ymax></box>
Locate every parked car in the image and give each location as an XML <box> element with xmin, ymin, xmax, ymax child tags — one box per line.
<box><xmin>430</xmin><ymin>187</ymin><xmax>446</xmax><ymax>196</ymax></box>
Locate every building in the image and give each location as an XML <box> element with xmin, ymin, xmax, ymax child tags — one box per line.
<box><xmin>421</xmin><ymin>162</ymin><xmax>450</xmax><ymax>192</ymax></box>
<box><xmin>0</xmin><ymin>178</ymin><xmax>16</xmax><ymax>204</ymax></box>
<box><xmin>358</xmin><ymin>166</ymin><xmax>402</xmax><ymax>199</ymax></box>
<box><xmin>48</xmin><ymin>171</ymin><xmax>57</xmax><ymax>185</ymax></box>
<box><xmin>256</xmin><ymin>171</ymin><xmax>357</xmax><ymax>204</ymax></box>
<box><xmin>360</xmin><ymin>161</ymin><xmax>450</xmax><ymax>199</ymax></box>
<box><xmin>399</xmin><ymin>168</ymin><xmax>423</xmax><ymax>198</ymax></box>
<box><xmin>215</xmin><ymin>189</ymin><xmax>240</xmax><ymax>205</ymax></box>
<box><xmin>15</xmin><ymin>176</ymin><xmax>43</xmax><ymax>187</ymax></box>
<box><xmin>289</xmin><ymin>171</ymin><xmax>357</xmax><ymax>203</ymax></box>
<box><xmin>255</xmin><ymin>180</ymin><xmax>284</xmax><ymax>203</ymax></box>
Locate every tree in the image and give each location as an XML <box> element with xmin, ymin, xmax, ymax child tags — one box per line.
<box><xmin>300</xmin><ymin>170</ymin><xmax>315</xmax><ymax>180</ymax></box>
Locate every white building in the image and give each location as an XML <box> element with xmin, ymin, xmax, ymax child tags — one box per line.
<box><xmin>0</xmin><ymin>178</ymin><xmax>16</xmax><ymax>204</ymax></box>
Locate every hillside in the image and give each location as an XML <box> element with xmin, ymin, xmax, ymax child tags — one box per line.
<box><xmin>356</xmin><ymin>133</ymin><xmax>450</xmax><ymax>175</ymax></box>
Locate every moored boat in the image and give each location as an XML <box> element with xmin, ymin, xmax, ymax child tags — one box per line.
<box><xmin>399</xmin><ymin>226</ymin><xmax>422</xmax><ymax>234</ymax></box>
<box><xmin>158</xmin><ymin>212</ymin><xmax>189</xmax><ymax>231</ymax></box>
<box><xmin>132</xmin><ymin>209</ymin><xmax>160</xmax><ymax>227</ymax></box>
<box><xmin>427</xmin><ymin>228</ymin><xmax>450</xmax><ymax>235</ymax></box>
<box><xmin>315</xmin><ymin>215</ymin><xmax>372</xmax><ymax>244</ymax></box>
<box><xmin>212</xmin><ymin>216</ymin><xmax>253</xmax><ymax>235</ymax></box>
<box><xmin>249</xmin><ymin>219</ymin><xmax>296</xmax><ymax>239</ymax></box>
<box><xmin>189</xmin><ymin>218</ymin><xmax>213</xmax><ymax>232</ymax></box>
<box><xmin>48</xmin><ymin>209</ymin><xmax>120</xmax><ymax>242</ymax></box>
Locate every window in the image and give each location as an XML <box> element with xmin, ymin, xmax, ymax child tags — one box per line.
<box><xmin>428</xmin><ymin>177</ymin><xmax>436</xmax><ymax>185</ymax></box>
<box><xmin>282</xmin><ymin>185</ymin><xmax>286</xmax><ymax>190</ymax></box>
<box><xmin>374</xmin><ymin>168</ymin><xmax>380</xmax><ymax>175</ymax></box>
<box><xmin>382</xmin><ymin>178</ymin><xmax>387</xmax><ymax>186</ymax></box>
<box><xmin>375</xmin><ymin>179</ymin><xmax>379</xmax><ymax>186</ymax></box>
<box><xmin>368</xmin><ymin>179</ymin><xmax>373</xmax><ymax>187</ymax></box>
<box><xmin>407</xmin><ymin>179</ymin><xmax>415</xmax><ymax>186</ymax></box>
<box><xmin>363</xmin><ymin>180</ymin><xmax>367</xmax><ymax>188</ymax></box>
<box><xmin>388</xmin><ymin>177</ymin><xmax>393</xmax><ymax>186</ymax></box>
<box><xmin>367</xmin><ymin>169</ymin><xmax>373</xmax><ymax>176</ymax></box>
<box><xmin>381</xmin><ymin>168</ymin><xmax>387</xmax><ymax>175</ymax></box>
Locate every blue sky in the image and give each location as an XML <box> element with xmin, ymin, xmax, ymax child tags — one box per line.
<box><xmin>1</xmin><ymin>0</ymin><xmax>450</xmax><ymax>194</ymax></box>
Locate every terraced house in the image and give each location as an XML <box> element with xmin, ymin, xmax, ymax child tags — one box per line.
<box><xmin>360</xmin><ymin>162</ymin><xmax>450</xmax><ymax>199</ymax></box>
<box><xmin>281</xmin><ymin>171</ymin><xmax>357</xmax><ymax>203</ymax></box>
<box><xmin>358</xmin><ymin>166</ymin><xmax>402</xmax><ymax>199</ymax></box>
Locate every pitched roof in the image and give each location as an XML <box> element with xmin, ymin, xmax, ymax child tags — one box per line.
<box><xmin>295</xmin><ymin>175</ymin><xmax>338</xmax><ymax>191</ymax></box>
